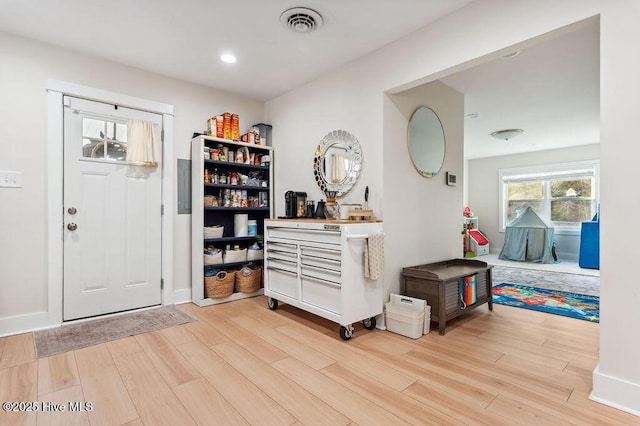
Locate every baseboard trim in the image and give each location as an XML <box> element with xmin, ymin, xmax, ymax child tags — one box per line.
<box><xmin>173</xmin><ymin>288</ymin><xmax>192</xmax><ymax>305</ymax></box>
<box><xmin>591</xmin><ymin>364</ymin><xmax>640</xmax><ymax>417</ymax></box>
<box><xmin>0</xmin><ymin>312</ymin><xmax>57</xmax><ymax>338</ymax></box>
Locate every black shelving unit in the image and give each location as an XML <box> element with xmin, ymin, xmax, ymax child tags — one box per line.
<box><xmin>192</xmin><ymin>135</ymin><xmax>274</xmax><ymax>306</ymax></box>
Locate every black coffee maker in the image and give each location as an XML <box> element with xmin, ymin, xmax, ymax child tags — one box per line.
<box><xmin>285</xmin><ymin>191</ymin><xmax>307</xmax><ymax>218</ymax></box>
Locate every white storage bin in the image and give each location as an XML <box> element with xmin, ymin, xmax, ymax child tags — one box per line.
<box><xmin>204</xmin><ymin>226</ymin><xmax>224</xmax><ymax>239</ymax></box>
<box><xmin>223</xmin><ymin>248</ymin><xmax>247</xmax><ymax>263</ymax></box>
<box><xmin>385</xmin><ymin>294</ymin><xmax>426</xmax><ymax>339</ymax></box>
<box><xmin>204</xmin><ymin>251</ymin><xmax>223</xmax><ymax>265</ymax></box>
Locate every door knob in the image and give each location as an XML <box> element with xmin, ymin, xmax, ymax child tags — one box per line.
<box><xmin>67</xmin><ymin>223</ymin><xmax>78</xmax><ymax>231</ymax></box>
<box><xmin>67</xmin><ymin>207</ymin><xmax>77</xmax><ymax>215</ymax></box>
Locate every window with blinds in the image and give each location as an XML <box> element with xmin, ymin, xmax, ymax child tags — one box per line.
<box><xmin>499</xmin><ymin>161</ymin><xmax>599</xmax><ymax>232</ymax></box>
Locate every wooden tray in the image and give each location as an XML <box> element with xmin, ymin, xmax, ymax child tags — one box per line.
<box><xmin>348</xmin><ymin>209</ymin><xmax>373</xmax><ymax>221</ymax></box>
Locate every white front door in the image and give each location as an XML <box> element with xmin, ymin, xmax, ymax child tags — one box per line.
<box><xmin>63</xmin><ymin>96</ymin><xmax>163</xmax><ymax>321</ymax></box>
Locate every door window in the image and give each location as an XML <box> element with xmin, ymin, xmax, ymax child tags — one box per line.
<box><xmin>82</xmin><ymin>117</ymin><xmax>128</xmax><ymax>161</ymax></box>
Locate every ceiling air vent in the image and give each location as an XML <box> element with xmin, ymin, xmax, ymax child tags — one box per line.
<box><xmin>280</xmin><ymin>7</ymin><xmax>323</xmax><ymax>33</ymax></box>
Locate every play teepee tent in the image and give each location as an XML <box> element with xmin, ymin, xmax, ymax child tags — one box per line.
<box><xmin>499</xmin><ymin>206</ymin><xmax>558</xmax><ymax>264</ymax></box>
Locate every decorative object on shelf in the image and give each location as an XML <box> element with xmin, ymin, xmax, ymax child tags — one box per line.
<box><xmin>204</xmin><ymin>270</ymin><xmax>235</xmax><ymax>298</ymax></box>
<box><xmin>313</xmin><ymin>129</ymin><xmax>362</xmax><ymax>197</ymax></box>
<box><xmin>407</xmin><ymin>106</ymin><xmax>445</xmax><ymax>177</ymax></box>
<box><xmin>348</xmin><ymin>209</ymin><xmax>373</xmax><ymax>221</ymax></box>
<box><xmin>314</xmin><ymin>199</ymin><xmax>326</xmax><ymax>218</ymax></box>
<box><xmin>324</xmin><ymin>197</ymin><xmax>339</xmax><ymax>220</ymax></box>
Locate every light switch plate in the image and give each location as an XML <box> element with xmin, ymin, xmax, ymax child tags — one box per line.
<box><xmin>0</xmin><ymin>170</ymin><xmax>23</xmax><ymax>188</ymax></box>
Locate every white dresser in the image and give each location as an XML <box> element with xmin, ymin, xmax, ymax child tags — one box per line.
<box><xmin>264</xmin><ymin>219</ymin><xmax>384</xmax><ymax>340</ymax></box>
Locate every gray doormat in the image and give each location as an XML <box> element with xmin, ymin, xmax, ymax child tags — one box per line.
<box><xmin>33</xmin><ymin>305</ymin><xmax>195</xmax><ymax>358</ymax></box>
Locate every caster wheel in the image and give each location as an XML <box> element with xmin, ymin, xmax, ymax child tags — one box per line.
<box><xmin>362</xmin><ymin>317</ymin><xmax>376</xmax><ymax>330</ymax></box>
<box><xmin>339</xmin><ymin>326</ymin><xmax>353</xmax><ymax>341</ymax></box>
<box><xmin>267</xmin><ymin>297</ymin><xmax>278</xmax><ymax>310</ymax></box>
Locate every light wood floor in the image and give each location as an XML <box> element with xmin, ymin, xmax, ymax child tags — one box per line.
<box><xmin>1</xmin><ymin>296</ymin><xmax>638</xmax><ymax>425</ymax></box>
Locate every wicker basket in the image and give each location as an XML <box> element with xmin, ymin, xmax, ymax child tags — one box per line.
<box><xmin>204</xmin><ymin>270</ymin><xmax>235</xmax><ymax>298</ymax></box>
<box><xmin>235</xmin><ymin>267</ymin><xmax>261</xmax><ymax>293</ymax></box>
<box><xmin>204</xmin><ymin>226</ymin><xmax>224</xmax><ymax>239</ymax></box>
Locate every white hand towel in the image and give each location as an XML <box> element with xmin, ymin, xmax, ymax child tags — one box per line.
<box><xmin>365</xmin><ymin>233</ymin><xmax>384</xmax><ymax>280</ymax></box>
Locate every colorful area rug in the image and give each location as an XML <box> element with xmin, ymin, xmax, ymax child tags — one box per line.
<box><xmin>493</xmin><ymin>283</ymin><xmax>599</xmax><ymax>322</ymax></box>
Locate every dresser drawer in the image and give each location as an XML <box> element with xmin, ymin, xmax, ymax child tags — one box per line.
<box><xmin>266</xmin><ymin>241</ymin><xmax>298</xmax><ymax>256</ymax></box>
<box><xmin>300</xmin><ymin>255</ymin><xmax>341</xmax><ymax>273</ymax></box>
<box><xmin>267</xmin><ymin>266</ymin><xmax>299</xmax><ymax>300</ymax></box>
<box><xmin>266</xmin><ymin>257</ymin><xmax>297</xmax><ymax>274</ymax></box>
<box><xmin>266</xmin><ymin>226</ymin><xmax>341</xmax><ymax>245</ymax></box>
<box><xmin>300</xmin><ymin>245</ymin><xmax>341</xmax><ymax>261</ymax></box>
<box><xmin>301</xmin><ymin>275</ymin><xmax>341</xmax><ymax>314</ymax></box>
<box><xmin>301</xmin><ymin>264</ymin><xmax>341</xmax><ymax>284</ymax></box>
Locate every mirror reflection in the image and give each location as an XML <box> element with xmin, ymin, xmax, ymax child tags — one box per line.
<box><xmin>407</xmin><ymin>106</ymin><xmax>445</xmax><ymax>177</ymax></box>
<box><xmin>313</xmin><ymin>130</ymin><xmax>362</xmax><ymax>196</ymax></box>
<box><xmin>323</xmin><ymin>146</ymin><xmax>349</xmax><ymax>184</ymax></box>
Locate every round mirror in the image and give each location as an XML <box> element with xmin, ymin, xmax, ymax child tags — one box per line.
<box><xmin>313</xmin><ymin>130</ymin><xmax>362</xmax><ymax>197</ymax></box>
<box><xmin>408</xmin><ymin>106</ymin><xmax>445</xmax><ymax>177</ymax></box>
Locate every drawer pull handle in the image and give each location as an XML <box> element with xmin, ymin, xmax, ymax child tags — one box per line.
<box><xmin>267</xmin><ymin>242</ymin><xmax>297</xmax><ymax>249</ymax></box>
<box><xmin>300</xmin><ymin>245</ymin><xmax>341</xmax><ymax>255</ymax></box>
<box><xmin>301</xmin><ymin>264</ymin><xmax>341</xmax><ymax>275</ymax></box>
<box><xmin>301</xmin><ymin>274</ymin><xmax>341</xmax><ymax>288</ymax></box>
<box><xmin>268</xmin><ymin>249</ymin><xmax>297</xmax><ymax>257</ymax></box>
<box><xmin>267</xmin><ymin>266</ymin><xmax>298</xmax><ymax>277</ymax></box>
<box><xmin>266</xmin><ymin>257</ymin><xmax>297</xmax><ymax>265</ymax></box>
<box><xmin>300</xmin><ymin>255</ymin><xmax>341</xmax><ymax>264</ymax></box>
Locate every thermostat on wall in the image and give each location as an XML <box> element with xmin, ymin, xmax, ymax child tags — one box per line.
<box><xmin>446</xmin><ymin>172</ymin><xmax>457</xmax><ymax>186</ymax></box>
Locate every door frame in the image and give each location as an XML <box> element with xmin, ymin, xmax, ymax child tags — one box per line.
<box><xmin>46</xmin><ymin>79</ymin><xmax>175</xmax><ymax>325</ymax></box>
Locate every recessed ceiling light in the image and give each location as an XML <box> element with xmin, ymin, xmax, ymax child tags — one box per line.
<box><xmin>220</xmin><ymin>53</ymin><xmax>237</xmax><ymax>64</ymax></box>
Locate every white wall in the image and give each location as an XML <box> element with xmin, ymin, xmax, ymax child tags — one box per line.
<box><xmin>0</xmin><ymin>31</ymin><xmax>263</xmax><ymax>331</ymax></box>
<box><xmin>384</xmin><ymin>82</ymin><xmax>464</xmax><ymax>293</ymax></box>
<box><xmin>265</xmin><ymin>0</ymin><xmax>640</xmax><ymax>416</ymax></box>
<box><xmin>468</xmin><ymin>144</ymin><xmax>600</xmax><ymax>261</ymax></box>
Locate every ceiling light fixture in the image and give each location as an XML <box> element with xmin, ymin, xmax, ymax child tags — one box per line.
<box><xmin>466</xmin><ymin>113</ymin><xmax>479</xmax><ymax>119</ymax></box>
<box><xmin>500</xmin><ymin>50</ymin><xmax>521</xmax><ymax>59</ymax></box>
<box><xmin>220</xmin><ymin>53</ymin><xmax>237</xmax><ymax>64</ymax></box>
<box><xmin>491</xmin><ymin>129</ymin><xmax>523</xmax><ymax>141</ymax></box>
<box><xmin>280</xmin><ymin>7</ymin><xmax>323</xmax><ymax>33</ymax></box>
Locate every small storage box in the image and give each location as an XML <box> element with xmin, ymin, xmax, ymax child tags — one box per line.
<box><xmin>204</xmin><ymin>251</ymin><xmax>223</xmax><ymax>265</ymax></box>
<box><xmin>247</xmin><ymin>248</ymin><xmax>264</xmax><ymax>261</ymax></box>
<box><xmin>385</xmin><ymin>294</ymin><xmax>427</xmax><ymax>339</ymax></box>
<box><xmin>223</xmin><ymin>248</ymin><xmax>247</xmax><ymax>263</ymax></box>
<box><xmin>204</xmin><ymin>226</ymin><xmax>224</xmax><ymax>239</ymax></box>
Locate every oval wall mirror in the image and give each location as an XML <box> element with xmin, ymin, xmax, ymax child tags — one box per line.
<box><xmin>407</xmin><ymin>106</ymin><xmax>445</xmax><ymax>177</ymax></box>
<box><xmin>313</xmin><ymin>130</ymin><xmax>362</xmax><ymax>197</ymax></box>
